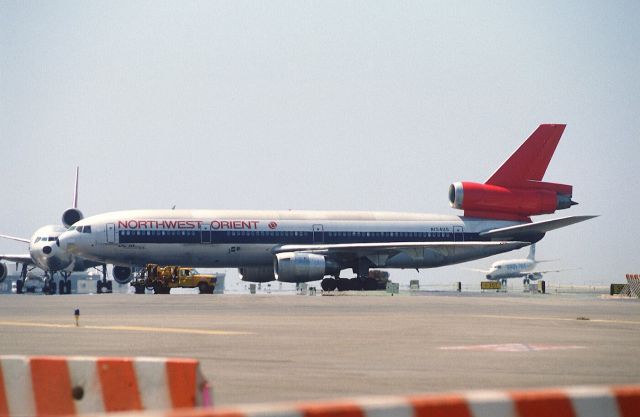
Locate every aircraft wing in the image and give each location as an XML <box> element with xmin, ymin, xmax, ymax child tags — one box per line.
<box><xmin>514</xmin><ymin>268</ymin><xmax>579</xmax><ymax>277</ymax></box>
<box><xmin>462</xmin><ymin>267</ymin><xmax>491</xmax><ymax>273</ymax></box>
<box><xmin>479</xmin><ymin>215</ymin><xmax>598</xmax><ymax>240</ymax></box>
<box><xmin>273</xmin><ymin>241</ymin><xmax>529</xmax><ymax>266</ymax></box>
<box><xmin>0</xmin><ymin>234</ymin><xmax>30</xmax><ymax>243</ymax></box>
<box><xmin>0</xmin><ymin>254</ymin><xmax>33</xmax><ymax>265</ymax></box>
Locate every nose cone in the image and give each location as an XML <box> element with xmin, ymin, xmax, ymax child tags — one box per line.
<box><xmin>58</xmin><ymin>231</ymin><xmax>75</xmax><ymax>253</ymax></box>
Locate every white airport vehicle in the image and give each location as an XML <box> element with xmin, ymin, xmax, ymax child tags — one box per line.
<box><xmin>58</xmin><ymin>125</ymin><xmax>596</xmax><ymax>291</ymax></box>
<box><xmin>467</xmin><ymin>244</ymin><xmax>571</xmax><ymax>286</ymax></box>
<box><xmin>0</xmin><ymin>168</ymin><xmax>102</xmax><ymax>294</ymax></box>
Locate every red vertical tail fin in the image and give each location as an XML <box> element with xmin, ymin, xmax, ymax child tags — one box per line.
<box><xmin>486</xmin><ymin>124</ymin><xmax>566</xmax><ymax>187</ymax></box>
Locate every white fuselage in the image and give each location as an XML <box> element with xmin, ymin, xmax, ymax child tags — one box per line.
<box><xmin>59</xmin><ymin>209</ymin><xmax>526</xmax><ymax>273</ymax></box>
<box><xmin>486</xmin><ymin>258</ymin><xmax>538</xmax><ymax>281</ymax></box>
<box><xmin>29</xmin><ymin>225</ymin><xmax>75</xmax><ymax>272</ymax></box>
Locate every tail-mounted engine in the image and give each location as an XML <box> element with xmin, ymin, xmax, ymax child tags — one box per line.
<box><xmin>449</xmin><ymin>181</ymin><xmax>576</xmax><ymax>221</ymax></box>
<box><xmin>62</xmin><ymin>208</ymin><xmax>84</xmax><ymax>228</ymax></box>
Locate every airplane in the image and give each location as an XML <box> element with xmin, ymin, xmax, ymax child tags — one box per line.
<box><xmin>467</xmin><ymin>244</ymin><xmax>573</xmax><ymax>286</ymax></box>
<box><xmin>0</xmin><ymin>167</ymin><xmax>104</xmax><ymax>294</ymax></box>
<box><xmin>58</xmin><ymin>124</ymin><xmax>596</xmax><ymax>291</ymax></box>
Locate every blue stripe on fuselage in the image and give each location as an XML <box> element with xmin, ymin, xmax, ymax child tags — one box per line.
<box><xmin>117</xmin><ymin>230</ymin><xmax>483</xmax><ymax>245</ymax></box>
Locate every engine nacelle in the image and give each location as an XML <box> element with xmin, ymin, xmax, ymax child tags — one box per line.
<box><xmin>274</xmin><ymin>252</ymin><xmax>338</xmax><ymax>283</ymax></box>
<box><xmin>112</xmin><ymin>266</ymin><xmax>132</xmax><ymax>284</ymax></box>
<box><xmin>449</xmin><ymin>182</ymin><xmax>574</xmax><ymax>220</ymax></box>
<box><xmin>238</xmin><ymin>267</ymin><xmax>276</xmax><ymax>283</ymax></box>
<box><xmin>0</xmin><ymin>262</ymin><xmax>7</xmax><ymax>283</ymax></box>
<box><xmin>62</xmin><ymin>208</ymin><xmax>84</xmax><ymax>228</ymax></box>
<box><xmin>527</xmin><ymin>273</ymin><xmax>543</xmax><ymax>281</ymax></box>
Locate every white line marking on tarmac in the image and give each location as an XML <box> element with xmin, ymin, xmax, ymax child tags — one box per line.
<box><xmin>0</xmin><ymin>321</ymin><xmax>252</xmax><ymax>335</ymax></box>
<box><xmin>439</xmin><ymin>343</ymin><xmax>586</xmax><ymax>352</ymax></box>
<box><xmin>473</xmin><ymin>315</ymin><xmax>640</xmax><ymax>325</ymax></box>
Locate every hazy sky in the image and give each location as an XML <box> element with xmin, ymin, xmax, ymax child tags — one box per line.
<box><xmin>1</xmin><ymin>1</ymin><xmax>639</xmax><ymax>287</ymax></box>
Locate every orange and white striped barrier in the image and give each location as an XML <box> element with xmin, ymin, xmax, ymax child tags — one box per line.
<box><xmin>0</xmin><ymin>355</ymin><xmax>211</xmax><ymax>416</ymax></box>
<box><xmin>107</xmin><ymin>385</ymin><xmax>639</xmax><ymax>417</ymax></box>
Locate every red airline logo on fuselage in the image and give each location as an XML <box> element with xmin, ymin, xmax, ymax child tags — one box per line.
<box><xmin>117</xmin><ymin>220</ymin><xmax>263</xmax><ymax>230</ymax></box>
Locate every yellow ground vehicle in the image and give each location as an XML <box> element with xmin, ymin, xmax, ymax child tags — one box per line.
<box><xmin>132</xmin><ymin>264</ymin><xmax>217</xmax><ymax>294</ymax></box>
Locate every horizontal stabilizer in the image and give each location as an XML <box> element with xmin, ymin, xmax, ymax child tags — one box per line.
<box><xmin>479</xmin><ymin>215</ymin><xmax>598</xmax><ymax>240</ymax></box>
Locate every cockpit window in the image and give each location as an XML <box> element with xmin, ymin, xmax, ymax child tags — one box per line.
<box><xmin>76</xmin><ymin>226</ymin><xmax>84</xmax><ymax>233</ymax></box>
<box><xmin>68</xmin><ymin>226</ymin><xmax>76</xmax><ymax>231</ymax></box>
<box><xmin>35</xmin><ymin>237</ymin><xmax>41</xmax><ymax>243</ymax></box>
<box><xmin>48</xmin><ymin>237</ymin><xmax>56</xmax><ymax>241</ymax></box>
<box><xmin>83</xmin><ymin>226</ymin><xmax>92</xmax><ymax>233</ymax></box>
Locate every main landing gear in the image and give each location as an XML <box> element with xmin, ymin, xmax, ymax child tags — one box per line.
<box><xmin>96</xmin><ymin>264</ymin><xmax>113</xmax><ymax>294</ymax></box>
<box><xmin>43</xmin><ymin>271</ymin><xmax>71</xmax><ymax>295</ymax></box>
<box><xmin>320</xmin><ymin>259</ymin><xmax>381</xmax><ymax>292</ymax></box>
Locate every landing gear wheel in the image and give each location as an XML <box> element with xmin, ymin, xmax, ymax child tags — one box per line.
<box><xmin>336</xmin><ymin>278</ymin><xmax>350</xmax><ymax>291</ymax></box>
<box><xmin>97</xmin><ymin>281</ymin><xmax>103</xmax><ymax>294</ymax></box>
<box><xmin>65</xmin><ymin>280</ymin><xmax>72</xmax><ymax>294</ymax></box>
<box><xmin>106</xmin><ymin>281</ymin><xmax>113</xmax><ymax>292</ymax></box>
<box><xmin>16</xmin><ymin>280</ymin><xmax>24</xmax><ymax>294</ymax></box>
<box><xmin>349</xmin><ymin>278</ymin><xmax>363</xmax><ymax>291</ymax></box>
<box><xmin>49</xmin><ymin>281</ymin><xmax>57</xmax><ymax>295</ymax></box>
<box><xmin>59</xmin><ymin>280</ymin><xmax>65</xmax><ymax>295</ymax></box>
<box><xmin>363</xmin><ymin>278</ymin><xmax>378</xmax><ymax>291</ymax></box>
<box><xmin>321</xmin><ymin>278</ymin><xmax>337</xmax><ymax>292</ymax></box>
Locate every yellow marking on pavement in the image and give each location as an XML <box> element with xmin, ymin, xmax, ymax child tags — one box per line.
<box><xmin>475</xmin><ymin>315</ymin><xmax>640</xmax><ymax>325</ymax></box>
<box><xmin>0</xmin><ymin>321</ymin><xmax>252</xmax><ymax>335</ymax></box>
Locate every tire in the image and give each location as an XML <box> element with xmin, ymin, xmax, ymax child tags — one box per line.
<box><xmin>198</xmin><ymin>282</ymin><xmax>210</xmax><ymax>294</ymax></box>
<box><xmin>97</xmin><ymin>281</ymin><xmax>103</xmax><ymax>294</ymax></box>
<box><xmin>49</xmin><ymin>281</ymin><xmax>57</xmax><ymax>295</ymax></box>
<box><xmin>349</xmin><ymin>278</ymin><xmax>363</xmax><ymax>291</ymax></box>
<box><xmin>16</xmin><ymin>280</ymin><xmax>24</xmax><ymax>294</ymax></box>
<box><xmin>321</xmin><ymin>278</ymin><xmax>337</xmax><ymax>292</ymax></box>
<box><xmin>106</xmin><ymin>281</ymin><xmax>113</xmax><ymax>292</ymax></box>
<box><xmin>336</xmin><ymin>278</ymin><xmax>350</xmax><ymax>292</ymax></box>
<box><xmin>363</xmin><ymin>278</ymin><xmax>378</xmax><ymax>291</ymax></box>
<box><xmin>59</xmin><ymin>280</ymin><xmax>65</xmax><ymax>295</ymax></box>
<box><xmin>65</xmin><ymin>280</ymin><xmax>72</xmax><ymax>294</ymax></box>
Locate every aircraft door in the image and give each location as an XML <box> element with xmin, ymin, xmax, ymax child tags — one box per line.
<box><xmin>201</xmin><ymin>223</ymin><xmax>211</xmax><ymax>243</ymax></box>
<box><xmin>312</xmin><ymin>224</ymin><xmax>324</xmax><ymax>243</ymax></box>
<box><xmin>106</xmin><ymin>223</ymin><xmax>116</xmax><ymax>243</ymax></box>
<box><xmin>453</xmin><ymin>226</ymin><xmax>464</xmax><ymax>242</ymax></box>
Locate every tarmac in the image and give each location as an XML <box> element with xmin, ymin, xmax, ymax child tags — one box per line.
<box><xmin>0</xmin><ymin>291</ymin><xmax>638</xmax><ymax>406</ymax></box>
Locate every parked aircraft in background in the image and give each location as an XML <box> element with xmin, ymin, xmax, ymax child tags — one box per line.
<box><xmin>0</xmin><ymin>168</ymin><xmax>103</xmax><ymax>294</ymax></box>
<box><xmin>466</xmin><ymin>244</ymin><xmax>573</xmax><ymax>286</ymax></box>
<box><xmin>59</xmin><ymin>124</ymin><xmax>596</xmax><ymax>291</ymax></box>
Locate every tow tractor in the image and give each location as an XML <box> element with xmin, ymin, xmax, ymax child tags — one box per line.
<box><xmin>131</xmin><ymin>264</ymin><xmax>217</xmax><ymax>294</ymax></box>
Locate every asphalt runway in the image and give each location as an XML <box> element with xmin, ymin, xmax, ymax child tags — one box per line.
<box><xmin>0</xmin><ymin>291</ymin><xmax>638</xmax><ymax>405</ymax></box>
